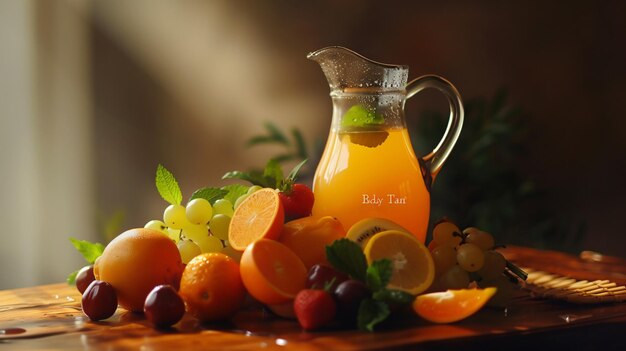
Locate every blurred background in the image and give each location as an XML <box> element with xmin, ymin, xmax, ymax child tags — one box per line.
<box><xmin>1</xmin><ymin>0</ymin><xmax>625</xmax><ymax>289</ymax></box>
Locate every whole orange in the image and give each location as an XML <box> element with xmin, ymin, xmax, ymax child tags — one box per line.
<box><xmin>179</xmin><ymin>252</ymin><xmax>245</xmax><ymax>322</ymax></box>
<box><xmin>93</xmin><ymin>228</ymin><xmax>184</xmax><ymax>312</ymax></box>
<box><xmin>279</xmin><ymin>216</ymin><xmax>345</xmax><ymax>269</ymax></box>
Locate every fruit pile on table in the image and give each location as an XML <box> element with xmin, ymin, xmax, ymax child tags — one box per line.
<box><xmin>71</xmin><ymin>162</ymin><xmax>524</xmax><ymax>331</ymax></box>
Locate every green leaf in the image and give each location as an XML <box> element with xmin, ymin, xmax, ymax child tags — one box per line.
<box><xmin>69</xmin><ymin>237</ymin><xmax>105</xmax><ymax>264</ymax></box>
<box><xmin>373</xmin><ymin>289</ymin><xmax>414</xmax><ymax>305</ymax></box>
<box><xmin>326</xmin><ymin>239</ymin><xmax>367</xmax><ymax>282</ymax></box>
<box><xmin>357</xmin><ymin>299</ymin><xmax>390</xmax><ymax>332</ymax></box>
<box><xmin>292</xmin><ymin>128</ymin><xmax>308</xmax><ymax>159</ymax></box>
<box><xmin>223</xmin><ymin>169</ymin><xmax>274</xmax><ymax>188</ymax></box>
<box><xmin>156</xmin><ymin>164</ymin><xmax>182</xmax><ymax>205</ymax></box>
<box><xmin>264</xmin><ymin>121</ymin><xmax>290</xmax><ymax>145</ymax></box>
<box><xmin>341</xmin><ymin>105</ymin><xmax>384</xmax><ymax>128</ymax></box>
<box><xmin>263</xmin><ymin>159</ymin><xmax>283</xmax><ymax>188</ymax></box>
<box><xmin>366</xmin><ymin>259</ymin><xmax>392</xmax><ymax>292</ymax></box>
<box><xmin>67</xmin><ymin>270</ymin><xmax>78</xmax><ymax>285</ymax></box>
<box><xmin>190</xmin><ymin>187</ymin><xmax>228</xmax><ymax>205</ymax></box>
<box><xmin>286</xmin><ymin>159</ymin><xmax>308</xmax><ymax>182</ymax></box>
<box><xmin>103</xmin><ymin>210</ymin><xmax>125</xmax><ymax>242</ymax></box>
<box><xmin>222</xmin><ymin>184</ymin><xmax>250</xmax><ymax>204</ymax></box>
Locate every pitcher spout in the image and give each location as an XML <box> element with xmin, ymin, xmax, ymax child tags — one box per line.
<box><xmin>307</xmin><ymin>46</ymin><xmax>408</xmax><ymax>93</ymax></box>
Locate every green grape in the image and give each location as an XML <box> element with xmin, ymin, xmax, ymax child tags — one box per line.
<box><xmin>164</xmin><ymin>204</ymin><xmax>188</xmax><ymax>229</ymax></box>
<box><xmin>479</xmin><ymin>275</ymin><xmax>514</xmax><ymax>307</ymax></box>
<box><xmin>186</xmin><ymin>198</ymin><xmax>213</xmax><ymax>225</ymax></box>
<box><xmin>144</xmin><ymin>220</ymin><xmax>167</xmax><ymax>234</ymax></box>
<box><xmin>432</xmin><ymin>220</ymin><xmax>462</xmax><ymax>247</ymax></box>
<box><xmin>246</xmin><ymin>185</ymin><xmax>263</xmax><ymax>195</ymax></box>
<box><xmin>464</xmin><ymin>227</ymin><xmax>495</xmax><ymax>251</ymax></box>
<box><xmin>221</xmin><ymin>245</ymin><xmax>242</xmax><ymax>263</ymax></box>
<box><xmin>476</xmin><ymin>250</ymin><xmax>506</xmax><ymax>281</ymax></box>
<box><xmin>234</xmin><ymin>194</ymin><xmax>249</xmax><ymax>209</ymax></box>
<box><xmin>213</xmin><ymin>199</ymin><xmax>234</xmax><ymax>217</ymax></box>
<box><xmin>195</xmin><ymin>235</ymin><xmax>223</xmax><ymax>253</ymax></box>
<box><xmin>182</xmin><ymin>223</ymin><xmax>208</xmax><ymax>242</ymax></box>
<box><xmin>166</xmin><ymin>228</ymin><xmax>181</xmax><ymax>243</ymax></box>
<box><xmin>209</xmin><ymin>214</ymin><xmax>231</xmax><ymax>241</ymax></box>
<box><xmin>177</xmin><ymin>239</ymin><xmax>201</xmax><ymax>264</ymax></box>
<box><xmin>439</xmin><ymin>265</ymin><xmax>470</xmax><ymax>290</ymax></box>
<box><xmin>456</xmin><ymin>243</ymin><xmax>485</xmax><ymax>272</ymax></box>
<box><xmin>431</xmin><ymin>245</ymin><xmax>457</xmax><ymax>276</ymax></box>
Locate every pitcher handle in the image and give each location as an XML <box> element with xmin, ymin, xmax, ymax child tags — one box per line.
<box><xmin>406</xmin><ymin>75</ymin><xmax>464</xmax><ymax>179</ymax></box>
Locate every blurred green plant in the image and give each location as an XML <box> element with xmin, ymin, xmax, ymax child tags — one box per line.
<box><xmin>247</xmin><ymin>90</ymin><xmax>586</xmax><ymax>253</ymax></box>
<box><xmin>413</xmin><ymin>89</ymin><xmax>585</xmax><ymax>252</ymax></box>
<box><xmin>245</xmin><ymin>121</ymin><xmax>324</xmax><ymax>182</ymax></box>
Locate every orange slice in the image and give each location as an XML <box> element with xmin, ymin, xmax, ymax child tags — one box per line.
<box><xmin>413</xmin><ymin>288</ymin><xmax>497</xmax><ymax>323</ymax></box>
<box><xmin>363</xmin><ymin>230</ymin><xmax>435</xmax><ymax>295</ymax></box>
<box><xmin>239</xmin><ymin>239</ymin><xmax>307</xmax><ymax>305</ymax></box>
<box><xmin>228</xmin><ymin>188</ymin><xmax>284</xmax><ymax>251</ymax></box>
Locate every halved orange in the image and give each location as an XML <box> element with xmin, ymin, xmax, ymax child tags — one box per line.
<box><xmin>228</xmin><ymin>188</ymin><xmax>284</xmax><ymax>251</ymax></box>
<box><xmin>363</xmin><ymin>230</ymin><xmax>435</xmax><ymax>295</ymax></box>
<box><xmin>239</xmin><ymin>239</ymin><xmax>307</xmax><ymax>305</ymax></box>
<box><xmin>413</xmin><ymin>288</ymin><xmax>497</xmax><ymax>323</ymax></box>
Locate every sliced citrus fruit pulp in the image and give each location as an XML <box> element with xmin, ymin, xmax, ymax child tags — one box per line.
<box><xmin>363</xmin><ymin>230</ymin><xmax>435</xmax><ymax>295</ymax></box>
<box><xmin>179</xmin><ymin>252</ymin><xmax>245</xmax><ymax>322</ymax></box>
<box><xmin>346</xmin><ymin>217</ymin><xmax>411</xmax><ymax>247</ymax></box>
<box><xmin>279</xmin><ymin>215</ymin><xmax>345</xmax><ymax>269</ymax></box>
<box><xmin>228</xmin><ymin>188</ymin><xmax>284</xmax><ymax>251</ymax></box>
<box><xmin>412</xmin><ymin>288</ymin><xmax>497</xmax><ymax>323</ymax></box>
<box><xmin>240</xmin><ymin>239</ymin><xmax>307</xmax><ymax>305</ymax></box>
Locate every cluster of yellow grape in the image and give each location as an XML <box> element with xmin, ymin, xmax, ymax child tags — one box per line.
<box><xmin>144</xmin><ymin>186</ymin><xmax>262</xmax><ymax>263</ymax></box>
<box><xmin>428</xmin><ymin>218</ymin><xmax>524</xmax><ymax>306</ymax></box>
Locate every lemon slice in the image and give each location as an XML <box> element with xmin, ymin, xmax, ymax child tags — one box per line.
<box><xmin>346</xmin><ymin>217</ymin><xmax>411</xmax><ymax>247</ymax></box>
<box><xmin>363</xmin><ymin>230</ymin><xmax>435</xmax><ymax>295</ymax></box>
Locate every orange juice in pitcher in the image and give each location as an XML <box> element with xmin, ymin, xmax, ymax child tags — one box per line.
<box><xmin>308</xmin><ymin>47</ymin><xmax>464</xmax><ymax>243</ymax></box>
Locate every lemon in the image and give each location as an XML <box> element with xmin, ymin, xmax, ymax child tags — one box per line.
<box><xmin>363</xmin><ymin>230</ymin><xmax>435</xmax><ymax>295</ymax></box>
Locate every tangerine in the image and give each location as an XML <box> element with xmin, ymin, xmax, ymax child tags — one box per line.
<box><xmin>228</xmin><ymin>188</ymin><xmax>284</xmax><ymax>251</ymax></box>
<box><xmin>93</xmin><ymin>228</ymin><xmax>183</xmax><ymax>312</ymax></box>
<box><xmin>279</xmin><ymin>216</ymin><xmax>345</xmax><ymax>269</ymax></box>
<box><xmin>240</xmin><ymin>239</ymin><xmax>307</xmax><ymax>305</ymax></box>
<box><xmin>179</xmin><ymin>252</ymin><xmax>245</xmax><ymax>322</ymax></box>
<box><xmin>412</xmin><ymin>288</ymin><xmax>497</xmax><ymax>323</ymax></box>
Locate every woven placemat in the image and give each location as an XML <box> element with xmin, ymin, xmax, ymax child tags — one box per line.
<box><xmin>522</xmin><ymin>268</ymin><xmax>626</xmax><ymax>304</ymax></box>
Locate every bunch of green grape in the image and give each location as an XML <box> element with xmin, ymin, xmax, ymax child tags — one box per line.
<box><xmin>428</xmin><ymin>218</ymin><xmax>524</xmax><ymax>306</ymax></box>
<box><xmin>144</xmin><ymin>186</ymin><xmax>262</xmax><ymax>264</ymax></box>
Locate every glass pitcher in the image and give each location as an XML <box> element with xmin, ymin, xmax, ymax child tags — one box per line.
<box><xmin>308</xmin><ymin>47</ymin><xmax>464</xmax><ymax>243</ymax></box>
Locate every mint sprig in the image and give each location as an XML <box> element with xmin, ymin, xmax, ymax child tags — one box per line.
<box><xmin>189</xmin><ymin>187</ymin><xmax>228</xmax><ymax>205</ymax></box>
<box><xmin>222</xmin><ymin>184</ymin><xmax>250</xmax><ymax>204</ymax></box>
<box><xmin>366</xmin><ymin>259</ymin><xmax>392</xmax><ymax>292</ymax></box>
<box><xmin>68</xmin><ymin>237</ymin><xmax>105</xmax><ymax>285</ymax></box>
<box><xmin>325</xmin><ymin>239</ymin><xmax>414</xmax><ymax>331</ymax></box>
<box><xmin>156</xmin><ymin>164</ymin><xmax>182</xmax><ymax>205</ymax></box>
<box><xmin>326</xmin><ymin>238</ymin><xmax>367</xmax><ymax>282</ymax></box>
<box><xmin>358</xmin><ymin>299</ymin><xmax>390</xmax><ymax>332</ymax></box>
<box><xmin>222</xmin><ymin>158</ymin><xmax>307</xmax><ymax>193</ymax></box>
<box><xmin>69</xmin><ymin>238</ymin><xmax>104</xmax><ymax>264</ymax></box>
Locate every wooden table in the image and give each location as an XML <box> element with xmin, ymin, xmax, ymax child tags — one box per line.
<box><xmin>2</xmin><ymin>246</ymin><xmax>626</xmax><ymax>350</ymax></box>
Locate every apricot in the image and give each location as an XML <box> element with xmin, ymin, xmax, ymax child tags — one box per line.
<box><xmin>93</xmin><ymin>228</ymin><xmax>184</xmax><ymax>312</ymax></box>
